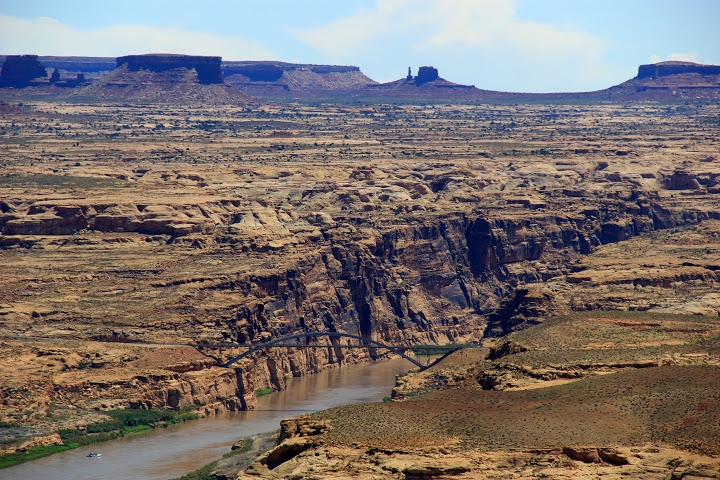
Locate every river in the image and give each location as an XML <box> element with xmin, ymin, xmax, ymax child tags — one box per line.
<box><xmin>2</xmin><ymin>357</ymin><xmax>413</xmax><ymax>480</ymax></box>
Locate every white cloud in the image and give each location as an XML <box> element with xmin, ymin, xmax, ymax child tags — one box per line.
<box><xmin>0</xmin><ymin>15</ymin><xmax>274</xmax><ymax>60</ymax></box>
<box><xmin>648</xmin><ymin>51</ymin><xmax>700</xmax><ymax>63</ymax></box>
<box><xmin>292</xmin><ymin>0</ymin><xmax>610</xmax><ymax>91</ymax></box>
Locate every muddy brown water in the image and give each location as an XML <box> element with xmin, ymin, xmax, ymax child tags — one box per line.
<box><xmin>2</xmin><ymin>357</ymin><xmax>413</xmax><ymax>480</ymax></box>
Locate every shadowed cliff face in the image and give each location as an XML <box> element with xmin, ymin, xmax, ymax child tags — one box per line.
<box><xmin>415</xmin><ymin>66</ymin><xmax>439</xmax><ymax>85</ymax></box>
<box><xmin>0</xmin><ymin>55</ymin><xmax>47</xmax><ymax>87</ymax></box>
<box><xmin>116</xmin><ymin>54</ymin><xmax>224</xmax><ymax>84</ymax></box>
<box><xmin>637</xmin><ymin>61</ymin><xmax>720</xmax><ymax>79</ymax></box>
<box><xmin>226</xmin><ymin>201</ymin><xmax>711</xmax><ymax>333</ymax></box>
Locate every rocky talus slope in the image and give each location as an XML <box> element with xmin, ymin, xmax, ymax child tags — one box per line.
<box><xmin>0</xmin><ymin>100</ymin><xmax>719</xmax><ymax>459</ymax></box>
<box><xmin>70</xmin><ymin>63</ymin><xmax>254</xmax><ymax>104</ymax></box>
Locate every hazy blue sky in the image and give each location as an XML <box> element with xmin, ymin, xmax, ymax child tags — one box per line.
<box><xmin>1</xmin><ymin>0</ymin><xmax>718</xmax><ymax>92</ymax></box>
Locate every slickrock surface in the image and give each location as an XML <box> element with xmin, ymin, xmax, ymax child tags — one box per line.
<box><xmin>0</xmin><ymin>99</ymin><xmax>719</xmax><ymax>473</ymax></box>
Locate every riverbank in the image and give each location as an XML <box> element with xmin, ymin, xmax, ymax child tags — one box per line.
<box><xmin>2</xmin><ymin>357</ymin><xmax>413</xmax><ymax>479</ymax></box>
<box><xmin>171</xmin><ymin>431</ymin><xmax>278</xmax><ymax>480</ymax></box>
<box><xmin>0</xmin><ymin>405</ymin><xmax>200</xmax><ymax>469</ymax></box>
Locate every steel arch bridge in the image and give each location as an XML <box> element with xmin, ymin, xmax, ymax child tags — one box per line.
<box><xmin>219</xmin><ymin>332</ymin><xmax>435</xmax><ymax>368</ymax></box>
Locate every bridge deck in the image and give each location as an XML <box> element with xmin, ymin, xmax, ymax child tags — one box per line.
<box><xmin>193</xmin><ymin>342</ymin><xmax>464</xmax><ymax>350</ymax></box>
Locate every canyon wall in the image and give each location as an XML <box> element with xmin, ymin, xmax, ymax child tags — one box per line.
<box><xmin>28</xmin><ymin>194</ymin><xmax>715</xmax><ymax>412</ymax></box>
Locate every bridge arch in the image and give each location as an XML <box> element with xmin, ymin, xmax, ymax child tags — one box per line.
<box><xmin>220</xmin><ymin>332</ymin><xmax>425</xmax><ymax>368</ymax></box>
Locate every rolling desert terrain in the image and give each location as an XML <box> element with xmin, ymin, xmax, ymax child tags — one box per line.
<box><xmin>1</xmin><ymin>54</ymin><xmax>720</xmax><ymax>478</ymax></box>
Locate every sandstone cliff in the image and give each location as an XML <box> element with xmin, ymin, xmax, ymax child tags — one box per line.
<box><xmin>1</xmin><ymin>194</ymin><xmax>717</xmax><ymax>412</ymax></box>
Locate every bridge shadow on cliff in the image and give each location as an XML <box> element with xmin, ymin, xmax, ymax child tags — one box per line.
<box><xmin>193</xmin><ymin>332</ymin><xmax>465</xmax><ymax>371</ymax></box>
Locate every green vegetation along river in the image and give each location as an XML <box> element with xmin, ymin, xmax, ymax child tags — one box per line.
<box><xmin>2</xmin><ymin>357</ymin><xmax>413</xmax><ymax>480</ymax></box>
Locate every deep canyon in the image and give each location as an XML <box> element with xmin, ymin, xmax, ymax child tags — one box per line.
<box><xmin>0</xmin><ymin>94</ymin><xmax>719</xmax><ymax>477</ymax></box>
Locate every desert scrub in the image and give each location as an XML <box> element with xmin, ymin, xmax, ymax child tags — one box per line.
<box><xmin>85</xmin><ymin>405</ymin><xmax>200</xmax><ymax>433</ymax></box>
<box><xmin>228</xmin><ymin>437</ymin><xmax>253</xmax><ymax>454</ymax></box>
<box><xmin>0</xmin><ymin>430</ymin><xmax>122</xmax><ymax>469</ymax></box>
<box><xmin>0</xmin><ymin>444</ymin><xmax>74</xmax><ymax>469</ymax></box>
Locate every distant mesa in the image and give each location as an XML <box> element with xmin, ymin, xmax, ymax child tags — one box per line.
<box><xmin>414</xmin><ymin>66</ymin><xmax>439</xmax><ymax>85</ymax></box>
<box><xmin>3</xmin><ymin>53</ymin><xmax>720</xmax><ymax>103</ymax></box>
<box><xmin>116</xmin><ymin>54</ymin><xmax>224</xmax><ymax>84</ymax></box>
<box><xmin>600</xmin><ymin>60</ymin><xmax>720</xmax><ymax>101</ymax></box>
<box><xmin>399</xmin><ymin>66</ymin><xmax>442</xmax><ymax>85</ymax></box>
<box><xmin>222</xmin><ymin>61</ymin><xmax>371</xmax><ymax>98</ymax></box>
<box><xmin>74</xmin><ymin>53</ymin><xmax>254</xmax><ymax>104</ymax></box>
<box><xmin>364</xmin><ymin>65</ymin><xmax>476</xmax><ymax>99</ymax></box>
<box><xmin>637</xmin><ymin>61</ymin><xmax>720</xmax><ymax>79</ymax></box>
<box><xmin>0</xmin><ymin>54</ymin><xmax>89</xmax><ymax>89</ymax></box>
<box><xmin>223</xmin><ymin>61</ymin><xmax>361</xmax><ymax>82</ymax></box>
<box><xmin>0</xmin><ymin>55</ymin><xmax>47</xmax><ymax>87</ymax></box>
<box><xmin>223</xmin><ymin>62</ymin><xmax>365</xmax><ymax>83</ymax></box>
<box><xmin>224</xmin><ymin>63</ymin><xmax>284</xmax><ymax>82</ymax></box>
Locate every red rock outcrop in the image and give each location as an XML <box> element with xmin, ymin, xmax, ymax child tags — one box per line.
<box><xmin>0</xmin><ymin>100</ymin><xmax>22</xmax><ymax>113</ymax></box>
<box><xmin>362</xmin><ymin>66</ymin><xmax>477</xmax><ymax>100</ymax></box>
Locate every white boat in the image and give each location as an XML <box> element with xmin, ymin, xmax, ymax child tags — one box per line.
<box><xmin>86</xmin><ymin>452</ymin><xmax>102</xmax><ymax>458</ymax></box>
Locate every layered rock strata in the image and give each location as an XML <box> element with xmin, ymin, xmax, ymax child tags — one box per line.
<box><xmin>1</xmin><ymin>197</ymin><xmax>717</xmax><ymax>412</ymax></box>
<box><xmin>0</xmin><ymin>101</ymin><xmax>719</xmax><ymax>446</ymax></box>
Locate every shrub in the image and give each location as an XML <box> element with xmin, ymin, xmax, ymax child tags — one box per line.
<box><xmin>255</xmin><ymin>387</ymin><xmax>273</xmax><ymax>397</ymax></box>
